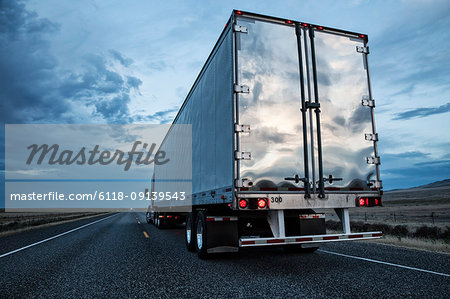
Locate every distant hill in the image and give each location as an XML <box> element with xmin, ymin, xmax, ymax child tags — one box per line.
<box><xmin>384</xmin><ymin>179</ymin><xmax>450</xmax><ymax>203</ymax></box>
<box><xmin>416</xmin><ymin>179</ymin><xmax>450</xmax><ymax>189</ymax></box>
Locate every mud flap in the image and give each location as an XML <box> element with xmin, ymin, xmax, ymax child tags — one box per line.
<box><xmin>206</xmin><ymin>217</ymin><xmax>239</xmax><ymax>253</ymax></box>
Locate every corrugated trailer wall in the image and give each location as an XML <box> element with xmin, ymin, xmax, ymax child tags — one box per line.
<box><xmin>156</xmin><ymin>26</ymin><xmax>234</xmax><ymax>206</ymax></box>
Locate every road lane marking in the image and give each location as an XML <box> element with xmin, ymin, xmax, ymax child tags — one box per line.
<box><xmin>143</xmin><ymin>231</ymin><xmax>149</xmax><ymax>238</ymax></box>
<box><xmin>0</xmin><ymin>213</ymin><xmax>118</xmax><ymax>259</ymax></box>
<box><xmin>319</xmin><ymin>249</ymin><xmax>450</xmax><ymax>277</ymax></box>
<box><xmin>138</xmin><ymin>221</ymin><xmax>141</xmax><ymax>224</ymax></box>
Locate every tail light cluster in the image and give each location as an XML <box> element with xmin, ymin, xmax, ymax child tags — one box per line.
<box><xmin>239</xmin><ymin>198</ymin><xmax>269</xmax><ymax>210</ymax></box>
<box><xmin>356</xmin><ymin>197</ymin><xmax>382</xmax><ymax>207</ymax></box>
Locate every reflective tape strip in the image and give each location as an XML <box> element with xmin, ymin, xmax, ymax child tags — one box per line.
<box><xmin>206</xmin><ymin>216</ymin><xmax>238</xmax><ymax>222</ymax></box>
<box><xmin>240</xmin><ymin>232</ymin><xmax>382</xmax><ymax>247</ymax></box>
<box><xmin>295</xmin><ymin>237</ymin><xmax>313</xmax><ymax>242</ymax></box>
<box><xmin>241</xmin><ymin>240</ymin><xmax>255</xmax><ymax>245</ymax></box>
<box><xmin>348</xmin><ymin>234</ymin><xmax>364</xmax><ymax>239</ymax></box>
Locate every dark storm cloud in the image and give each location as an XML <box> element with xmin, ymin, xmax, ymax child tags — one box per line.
<box><xmin>393</xmin><ymin>103</ymin><xmax>450</xmax><ymax>120</ymax></box>
<box><xmin>0</xmin><ymin>1</ymin><xmax>59</xmax><ymax>38</ymax></box>
<box><xmin>0</xmin><ymin>1</ymin><xmax>142</xmax><ymax>124</ymax></box>
<box><xmin>95</xmin><ymin>94</ymin><xmax>131</xmax><ymax>120</ymax></box>
<box><xmin>126</xmin><ymin>76</ymin><xmax>142</xmax><ymax>90</ymax></box>
<box><xmin>109</xmin><ymin>49</ymin><xmax>134</xmax><ymax>67</ymax></box>
<box><xmin>0</xmin><ymin>0</ymin><xmax>61</xmax><ymax>122</ymax></box>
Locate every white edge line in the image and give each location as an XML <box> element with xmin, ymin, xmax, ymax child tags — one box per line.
<box><xmin>319</xmin><ymin>249</ymin><xmax>450</xmax><ymax>278</ymax></box>
<box><xmin>0</xmin><ymin>213</ymin><xmax>118</xmax><ymax>259</ymax></box>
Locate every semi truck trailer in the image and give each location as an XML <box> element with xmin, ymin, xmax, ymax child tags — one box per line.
<box><xmin>147</xmin><ymin>10</ymin><xmax>383</xmax><ymax>259</ymax></box>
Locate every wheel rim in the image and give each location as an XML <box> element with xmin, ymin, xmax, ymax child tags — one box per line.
<box><xmin>186</xmin><ymin>217</ymin><xmax>191</xmax><ymax>244</ymax></box>
<box><xmin>186</xmin><ymin>227</ymin><xmax>191</xmax><ymax>244</ymax></box>
<box><xmin>196</xmin><ymin>220</ymin><xmax>203</xmax><ymax>250</ymax></box>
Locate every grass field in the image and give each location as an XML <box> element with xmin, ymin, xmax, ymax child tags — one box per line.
<box><xmin>0</xmin><ymin>211</ymin><xmax>109</xmax><ymax>235</ymax></box>
<box><xmin>322</xmin><ymin>179</ymin><xmax>450</xmax><ymax>252</ymax></box>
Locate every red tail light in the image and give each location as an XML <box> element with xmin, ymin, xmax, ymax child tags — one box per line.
<box><xmin>317</xmin><ymin>26</ymin><xmax>323</xmax><ymax>30</ymax></box>
<box><xmin>239</xmin><ymin>199</ymin><xmax>248</xmax><ymax>208</ymax></box>
<box><xmin>236</xmin><ymin>10</ymin><xmax>242</xmax><ymax>15</ymax></box>
<box><xmin>302</xmin><ymin>23</ymin><xmax>309</xmax><ymax>27</ymax></box>
<box><xmin>359</xmin><ymin>198</ymin><xmax>366</xmax><ymax>206</ymax></box>
<box><xmin>257</xmin><ymin>198</ymin><xmax>267</xmax><ymax>208</ymax></box>
<box><xmin>356</xmin><ymin>197</ymin><xmax>382</xmax><ymax>207</ymax></box>
<box><xmin>285</xmin><ymin>20</ymin><xmax>292</xmax><ymax>24</ymax></box>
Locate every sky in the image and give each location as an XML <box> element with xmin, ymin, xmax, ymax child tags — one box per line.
<box><xmin>1</xmin><ymin>0</ymin><xmax>450</xmax><ymax>195</ymax></box>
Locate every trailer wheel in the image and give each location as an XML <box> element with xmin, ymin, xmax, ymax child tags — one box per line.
<box><xmin>185</xmin><ymin>212</ymin><xmax>196</xmax><ymax>252</ymax></box>
<box><xmin>195</xmin><ymin>211</ymin><xmax>209</xmax><ymax>259</ymax></box>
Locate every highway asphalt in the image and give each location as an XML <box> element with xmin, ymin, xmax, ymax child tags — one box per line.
<box><xmin>0</xmin><ymin>212</ymin><xmax>448</xmax><ymax>298</ymax></box>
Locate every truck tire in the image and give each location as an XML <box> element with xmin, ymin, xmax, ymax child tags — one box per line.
<box><xmin>185</xmin><ymin>212</ymin><xmax>196</xmax><ymax>252</ymax></box>
<box><xmin>195</xmin><ymin>211</ymin><xmax>209</xmax><ymax>259</ymax></box>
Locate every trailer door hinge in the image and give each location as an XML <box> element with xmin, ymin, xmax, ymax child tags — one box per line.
<box><xmin>235</xmin><ymin>151</ymin><xmax>251</xmax><ymax>160</ymax></box>
<box><xmin>356</xmin><ymin>46</ymin><xmax>369</xmax><ymax>54</ymax></box>
<box><xmin>365</xmin><ymin>133</ymin><xmax>379</xmax><ymax>141</ymax></box>
<box><xmin>235</xmin><ymin>178</ymin><xmax>253</xmax><ymax>188</ymax></box>
<box><xmin>366</xmin><ymin>156</ymin><xmax>380</xmax><ymax>165</ymax></box>
<box><xmin>235</xmin><ymin>124</ymin><xmax>250</xmax><ymax>133</ymax></box>
<box><xmin>362</xmin><ymin>96</ymin><xmax>375</xmax><ymax>107</ymax></box>
<box><xmin>233</xmin><ymin>24</ymin><xmax>248</xmax><ymax>33</ymax></box>
<box><xmin>369</xmin><ymin>180</ymin><xmax>383</xmax><ymax>188</ymax></box>
<box><xmin>234</xmin><ymin>84</ymin><xmax>250</xmax><ymax>94</ymax></box>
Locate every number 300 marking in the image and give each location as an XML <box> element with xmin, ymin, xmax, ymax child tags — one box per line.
<box><xmin>270</xmin><ymin>196</ymin><xmax>283</xmax><ymax>203</ymax></box>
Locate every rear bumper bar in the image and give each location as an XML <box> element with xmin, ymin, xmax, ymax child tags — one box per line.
<box><xmin>239</xmin><ymin>231</ymin><xmax>382</xmax><ymax>247</ymax></box>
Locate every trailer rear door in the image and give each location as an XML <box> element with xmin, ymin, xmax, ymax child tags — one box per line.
<box><xmin>312</xmin><ymin>31</ymin><xmax>377</xmax><ymax>192</ymax></box>
<box><xmin>235</xmin><ymin>18</ymin><xmax>306</xmax><ymax>191</ymax></box>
